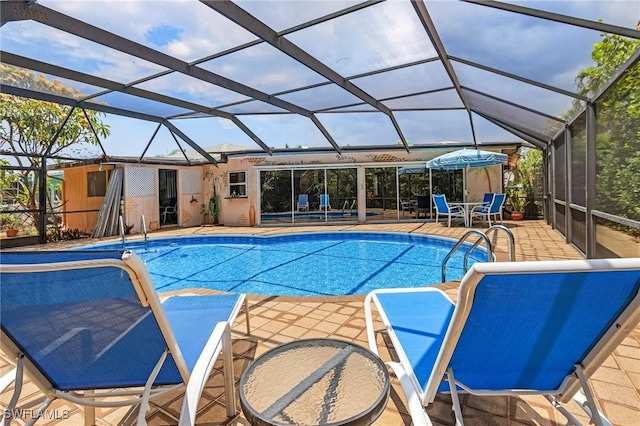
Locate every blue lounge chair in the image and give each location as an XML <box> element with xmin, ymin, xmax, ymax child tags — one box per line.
<box><xmin>365</xmin><ymin>258</ymin><xmax>640</xmax><ymax>426</ymax></box>
<box><xmin>297</xmin><ymin>194</ymin><xmax>309</xmax><ymax>211</ymax></box>
<box><xmin>470</xmin><ymin>192</ymin><xmax>506</xmax><ymax>227</ymax></box>
<box><xmin>0</xmin><ymin>250</ymin><xmax>249</xmax><ymax>426</ymax></box>
<box><xmin>319</xmin><ymin>194</ymin><xmax>331</xmax><ymax>211</ymax></box>
<box><xmin>433</xmin><ymin>194</ymin><xmax>465</xmax><ymax>227</ymax></box>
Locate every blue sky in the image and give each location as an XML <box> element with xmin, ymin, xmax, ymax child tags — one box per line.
<box><xmin>1</xmin><ymin>0</ymin><xmax>637</xmax><ymax>158</ymax></box>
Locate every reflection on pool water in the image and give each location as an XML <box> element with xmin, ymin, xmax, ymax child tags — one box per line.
<box><xmin>88</xmin><ymin>232</ymin><xmax>487</xmax><ymax>296</ymax></box>
<box><xmin>261</xmin><ymin>211</ymin><xmax>379</xmax><ymax>221</ymax></box>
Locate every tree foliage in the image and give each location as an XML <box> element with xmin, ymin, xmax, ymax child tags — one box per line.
<box><xmin>573</xmin><ymin>34</ymin><xmax>640</xmax><ymax>221</ymax></box>
<box><xmin>0</xmin><ymin>64</ymin><xmax>111</xmax><ymax>228</ymax></box>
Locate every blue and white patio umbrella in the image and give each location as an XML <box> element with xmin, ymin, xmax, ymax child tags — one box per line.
<box><xmin>427</xmin><ymin>148</ymin><xmax>508</xmax><ymax>198</ymax></box>
<box><xmin>426</xmin><ymin>148</ymin><xmax>508</xmax><ymax>170</ymax></box>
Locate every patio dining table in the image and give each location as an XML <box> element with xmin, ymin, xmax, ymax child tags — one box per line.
<box><xmin>452</xmin><ymin>201</ymin><xmax>485</xmax><ymax>227</ymax></box>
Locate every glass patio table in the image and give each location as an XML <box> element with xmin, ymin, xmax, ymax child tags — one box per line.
<box><xmin>452</xmin><ymin>201</ymin><xmax>485</xmax><ymax>227</ymax></box>
<box><xmin>239</xmin><ymin>338</ymin><xmax>390</xmax><ymax>426</ymax></box>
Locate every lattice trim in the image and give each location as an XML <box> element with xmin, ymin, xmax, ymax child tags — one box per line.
<box><xmin>128</xmin><ymin>167</ymin><xmax>156</xmax><ymax>196</ymax></box>
<box><xmin>182</xmin><ymin>169</ymin><xmax>202</xmax><ymax>194</ymax></box>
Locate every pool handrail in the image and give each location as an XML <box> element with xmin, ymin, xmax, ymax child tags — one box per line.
<box><xmin>441</xmin><ymin>230</ymin><xmax>493</xmax><ymax>283</ymax></box>
<box><xmin>463</xmin><ymin>225</ymin><xmax>515</xmax><ymax>269</ymax></box>
<box><xmin>141</xmin><ymin>214</ymin><xmax>148</xmax><ymax>250</ymax></box>
<box><xmin>119</xmin><ymin>215</ymin><xmax>126</xmax><ymax>249</ymax></box>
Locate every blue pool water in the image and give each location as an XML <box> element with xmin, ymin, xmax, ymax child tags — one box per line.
<box><xmin>89</xmin><ymin>232</ymin><xmax>487</xmax><ymax>296</ymax></box>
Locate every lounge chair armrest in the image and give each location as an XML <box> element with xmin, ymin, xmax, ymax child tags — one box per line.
<box><xmin>179</xmin><ymin>321</ymin><xmax>234</xmax><ymax>426</ymax></box>
<box><xmin>387</xmin><ymin>362</ymin><xmax>432</xmax><ymax>426</ymax></box>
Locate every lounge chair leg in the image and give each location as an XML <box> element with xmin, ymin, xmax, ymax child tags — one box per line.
<box><xmin>244</xmin><ymin>298</ymin><xmax>251</xmax><ymax>335</ymax></box>
<box><xmin>0</xmin><ymin>367</ymin><xmax>17</xmax><ymax>394</ymax></box>
<box><xmin>24</xmin><ymin>398</ymin><xmax>53</xmax><ymax>426</ymax></box>
<box><xmin>83</xmin><ymin>395</ymin><xmax>95</xmax><ymax>426</ymax></box>
<box><xmin>137</xmin><ymin>350</ymin><xmax>170</xmax><ymax>426</ymax></box>
<box><xmin>546</xmin><ymin>395</ymin><xmax>584</xmax><ymax>426</ymax></box>
<box><xmin>6</xmin><ymin>355</ymin><xmax>24</xmax><ymax>413</ymax></box>
<box><xmin>222</xmin><ymin>324</ymin><xmax>236</xmax><ymax>417</ymax></box>
<box><xmin>574</xmin><ymin>365</ymin><xmax>608</xmax><ymax>426</ymax></box>
<box><xmin>447</xmin><ymin>368</ymin><xmax>464</xmax><ymax>426</ymax></box>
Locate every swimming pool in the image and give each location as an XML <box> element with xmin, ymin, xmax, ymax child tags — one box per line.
<box><xmin>89</xmin><ymin>232</ymin><xmax>487</xmax><ymax>296</ymax></box>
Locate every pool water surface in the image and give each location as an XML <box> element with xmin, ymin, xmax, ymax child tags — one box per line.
<box><xmin>91</xmin><ymin>232</ymin><xmax>487</xmax><ymax>296</ymax></box>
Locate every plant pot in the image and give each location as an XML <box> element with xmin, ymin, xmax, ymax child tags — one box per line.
<box><xmin>510</xmin><ymin>211</ymin><xmax>524</xmax><ymax>221</ymax></box>
<box><xmin>5</xmin><ymin>228</ymin><xmax>18</xmax><ymax>237</ymax></box>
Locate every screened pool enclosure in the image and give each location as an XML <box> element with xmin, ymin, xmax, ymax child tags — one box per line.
<box><xmin>0</xmin><ymin>0</ymin><xmax>638</xmax><ymax>258</ymax></box>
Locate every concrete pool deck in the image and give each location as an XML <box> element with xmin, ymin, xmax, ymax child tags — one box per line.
<box><xmin>1</xmin><ymin>220</ymin><xmax>639</xmax><ymax>425</ymax></box>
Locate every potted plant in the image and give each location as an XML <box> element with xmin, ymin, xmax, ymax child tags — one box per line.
<box><xmin>201</xmin><ymin>192</ymin><xmax>221</xmax><ymax>225</ymax></box>
<box><xmin>1</xmin><ymin>213</ymin><xmax>22</xmax><ymax>237</ymax></box>
<box><xmin>506</xmin><ymin>187</ymin><xmax>528</xmax><ymax>221</ymax></box>
<box><xmin>201</xmin><ymin>170</ymin><xmax>222</xmax><ymax>225</ymax></box>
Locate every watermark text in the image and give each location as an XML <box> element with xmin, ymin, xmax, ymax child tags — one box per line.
<box><xmin>3</xmin><ymin>408</ymin><xmax>70</xmax><ymax>420</ymax></box>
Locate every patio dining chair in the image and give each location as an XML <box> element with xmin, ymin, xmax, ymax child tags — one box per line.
<box><xmin>365</xmin><ymin>257</ymin><xmax>640</xmax><ymax>426</ymax></box>
<box><xmin>400</xmin><ymin>199</ymin><xmax>416</xmax><ymax>216</ymax></box>
<box><xmin>0</xmin><ymin>250</ymin><xmax>249</xmax><ymax>426</ymax></box>
<box><xmin>432</xmin><ymin>194</ymin><xmax>465</xmax><ymax>227</ymax></box>
<box><xmin>470</xmin><ymin>192</ymin><xmax>505</xmax><ymax>227</ymax></box>
<box><xmin>161</xmin><ymin>197</ymin><xmax>177</xmax><ymax>224</ymax></box>
<box><xmin>481</xmin><ymin>192</ymin><xmax>494</xmax><ymax>207</ymax></box>
<box><xmin>415</xmin><ymin>195</ymin><xmax>430</xmax><ymax>219</ymax></box>
<box><xmin>161</xmin><ymin>204</ymin><xmax>177</xmax><ymax>224</ymax></box>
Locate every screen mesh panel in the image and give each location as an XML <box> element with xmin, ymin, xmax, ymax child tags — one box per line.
<box><xmin>0</xmin><ymin>251</ymin><xmax>182</xmax><ymax>390</ymax></box>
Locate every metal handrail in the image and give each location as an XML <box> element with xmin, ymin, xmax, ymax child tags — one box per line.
<box><xmin>140</xmin><ymin>214</ymin><xmax>148</xmax><ymax>250</ymax></box>
<box><xmin>341</xmin><ymin>199</ymin><xmax>357</xmax><ymax>214</ymax></box>
<box><xmin>441</xmin><ymin>230</ymin><xmax>493</xmax><ymax>283</ymax></box>
<box><xmin>486</xmin><ymin>225</ymin><xmax>516</xmax><ymax>262</ymax></box>
<box><xmin>119</xmin><ymin>215</ymin><xmax>126</xmax><ymax>249</ymax></box>
<box><xmin>463</xmin><ymin>225</ymin><xmax>516</xmax><ymax>268</ymax></box>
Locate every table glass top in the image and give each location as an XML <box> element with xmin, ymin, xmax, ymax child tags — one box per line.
<box><xmin>240</xmin><ymin>338</ymin><xmax>389</xmax><ymax>426</ymax></box>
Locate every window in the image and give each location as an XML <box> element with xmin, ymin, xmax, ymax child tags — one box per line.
<box><xmin>229</xmin><ymin>171</ymin><xmax>247</xmax><ymax>197</ymax></box>
<box><xmin>87</xmin><ymin>171</ymin><xmax>107</xmax><ymax>197</ymax></box>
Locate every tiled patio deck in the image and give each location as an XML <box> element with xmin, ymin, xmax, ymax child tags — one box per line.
<box><xmin>1</xmin><ymin>220</ymin><xmax>639</xmax><ymax>425</ymax></box>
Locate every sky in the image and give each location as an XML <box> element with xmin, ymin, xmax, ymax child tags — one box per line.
<box><xmin>1</xmin><ymin>0</ymin><xmax>637</xmax><ymax>159</ymax></box>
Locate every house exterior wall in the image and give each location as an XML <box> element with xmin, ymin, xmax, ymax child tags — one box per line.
<box><xmin>203</xmin><ymin>148</ymin><xmax>506</xmax><ymax>227</ymax></box>
<box><xmin>123</xmin><ymin>164</ymin><xmax>203</xmax><ymax>233</ymax></box>
<box><xmin>62</xmin><ymin>164</ymin><xmax>108</xmax><ymax>234</ymax></box>
<box><xmin>61</xmin><ymin>148</ymin><xmax>507</xmax><ymax>232</ymax></box>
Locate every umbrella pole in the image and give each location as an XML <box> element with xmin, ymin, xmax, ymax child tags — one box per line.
<box><xmin>484</xmin><ymin>168</ymin><xmax>492</xmax><ymax>193</ymax></box>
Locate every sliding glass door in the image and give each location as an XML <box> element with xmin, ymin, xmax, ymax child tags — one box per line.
<box><xmin>260</xmin><ymin>170</ymin><xmax>292</xmax><ymax>224</ymax></box>
<box><xmin>260</xmin><ymin>167</ymin><xmax>357</xmax><ymax>224</ymax></box>
<box><xmin>259</xmin><ymin>166</ymin><xmax>461</xmax><ymax>225</ymax></box>
<box><xmin>365</xmin><ymin>167</ymin><xmax>397</xmax><ymax>221</ymax></box>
